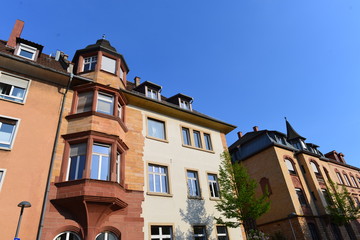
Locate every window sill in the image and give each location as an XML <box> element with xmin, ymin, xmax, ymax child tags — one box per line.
<box><xmin>146</xmin><ymin>136</ymin><xmax>169</xmax><ymax>143</ymax></box>
<box><xmin>188</xmin><ymin>196</ymin><xmax>203</xmax><ymax>200</ymax></box>
<box><xmin>0</xmin><ymin>97</ymin><xmax>25</xmax><ymax>105</ymax></box>
<box><xmin>146</xmin><ymin>192</ymin><xmax>173</xmax><ymax>197</ymax></box>
<box><xmin>0</xmin><ymin>147</ymin><xmax>11</xmax><ymax>151</ymax></box>
<box><xmin>209</xmin><ymin>197</ymin><xmax>221</xmax><ymax>201</ymax></box>
<box><xmin>182</xmin><ymin>144</ymin><xmax>214</xmax><ymax>154</ymax></box>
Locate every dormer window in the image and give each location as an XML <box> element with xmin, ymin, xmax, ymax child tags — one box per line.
<box><xmin>146</xmin><ymin>87</ymin><xmax>159</xmax><ymax>100</ymax></box>
<box><xmin>101</xmin><ymin>55</ymin><xmax>116</xmax><ymax>74</ymax></box>
<box><xmin>83</xmin><ymin>56</ymin><xmax>97</xmax><ymax>71</ymax></box>
<box><xmin>16</xmin><ymin>43</ymin><xmax>37</xmax><ymax>60</ymax></box>
<box><xmin>180</xmin><ymin>99</ymin><xmax>191</xmax><ymax>110</ymax></box>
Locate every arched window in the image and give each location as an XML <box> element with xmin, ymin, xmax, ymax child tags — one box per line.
<box><xmin>96</xmin><ymin>231</ymin><xmax>119</xmax><ymax>240</ymax></box>
<box><xmin>310</xmin><ymin>162</ymin><xmax>320</xmax><ymax>176</ymax></box>
<box><xmin>54</xmin><ymin>232</ymin><xmax>81</xmax><ymax>240</ymax></box>
<box><xmin>335</xmin><ymin>172</ymin><xmax>344</xmax><ymax>185</ymax></box>
<box><xmin>285</xmin><ymin>159</ymin><xmax>296</xmax><ymax>174</ymax></box>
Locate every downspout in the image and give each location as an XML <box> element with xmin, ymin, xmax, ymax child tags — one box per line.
<box><xmin>36</xmin><ymin>73</ymin><xmax>73</xmax><ymax>240</ymax></box>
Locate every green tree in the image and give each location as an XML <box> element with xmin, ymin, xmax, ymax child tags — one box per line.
<box><xmin>325</xmin><ymin>180</ymin><xmax>360</xmax><ymax>225</ymax></box>
<box><xmin>215</xmin><ymin>151</ymin><xmax>270</xmax><ymax>234</ymax></box>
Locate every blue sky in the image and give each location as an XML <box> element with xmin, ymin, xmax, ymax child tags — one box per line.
<box><xmin>1</xmin><ymin>0</ymin><xmax>359</xmax><ymax>167</ymax></box>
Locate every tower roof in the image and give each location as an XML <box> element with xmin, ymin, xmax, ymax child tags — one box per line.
<box><xmin>286</xmin><ymin>119</ymin><xmax>306</xmax><ymax>140</ymax></box>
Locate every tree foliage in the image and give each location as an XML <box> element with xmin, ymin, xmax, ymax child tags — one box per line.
<box><xmin>325</xmin><ymin>180</ymin><xmax>360</xmax><ymax>226</ymax></box>
<box><xmin>215</xmin><ymin>151</ymin><xmax>270</xmax><ymax>230</ymax></box>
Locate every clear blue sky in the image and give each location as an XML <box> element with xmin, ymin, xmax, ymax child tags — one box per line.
<box><xmin>1</xmin><ymin>0</ymin><xmax>359</xmax><ymax>167</ymax></box>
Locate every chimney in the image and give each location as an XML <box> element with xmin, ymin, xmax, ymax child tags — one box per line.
<box><xmin>134</xmin><ymin>76</ymin><xmax>141</xmax><ymax>87</ymax></box>
<box><xmin>6</xmin><ymin>19</ymin><xmax>24</xmax><ymax>48</ymax></box>
<box><xmin>237</xmin><ymin>131</ymin><xmax>243</xmax><ymax>139</ymax></box>
<box><xmin>253</xmin><ymin>126</ymin><xmax>259</xmax><ymax>132</ymax></box>
<box><xmin>338</xmin><ymin>152</ymin><xmax>346</xmax><ymax>163</ymax></box>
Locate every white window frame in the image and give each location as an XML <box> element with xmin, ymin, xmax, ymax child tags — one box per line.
<box><xmin>148</xmin><ymin>164</ymin><xmax>169</xmax><ymax>193</ymax></box>
<box><xmin>91</xmin><ymin>143</ymin><xmax>111</xmax><ymax>181</ymax></box>
<box><xmin>0</xmin><ymin>71</ymin><xmax>30</xmax><ymax>103</ymax></box>
<box><xmin>208</xmin><ymin>174</ymin><xmax>220</xmax><ymax>198</ymax></box>
<box><xmin>146</xmin><ymin>87</ymin><xmax>159</xmax><ymax>100</ymax></box>
<box><xmin>54</xmin><ymin>231</ymin><xmax>81</xmax><ymax>240</ymax></box>
<box><xmin>96</xmin><ymin>92</ymin><xmax>114</xmax><ymax>115</ymax></box>
<box><xmin>0</xmin><ymin>115</ymin><xmax>20</xmax><ymax>150</ymax></box>
<box><xmin>179</xmin><ymin>99</ymin><xmax>191</xmax><ymax>110</ymax></box>
<box><xmin>150</xmin><ymin>226</ymin><xmax>173</xmax><ymax>240</ymax></box>
<box><xmin>83</xmin><ymin>56</ymin><xmax>97</xmax><ymax>71</ymax></box>
<box><xmin>16</xmin><ymin>43</ymin><xmax>37</xmax><ymax>60</ymax></box>
<box><xmin>187</xmin><ymin>170</ymin><xmax>201</xmax><ymax>197</ymax></box>
<box><xmin>147</xmin><ymin>118</ymin><xmax>166</xmax><ymax>140</ymax></box>
<box><xmin>0</xmin><ymin>169</ymin><xmax>6</xmax><ymax>191</ymax></box>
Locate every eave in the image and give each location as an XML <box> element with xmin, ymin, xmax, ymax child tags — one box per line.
<box><xmin>122</xmin><ymin>89</ymin><xmax>236</xmax><ymax>134</ymax></box>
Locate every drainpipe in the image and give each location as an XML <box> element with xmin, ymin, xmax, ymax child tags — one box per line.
<box><xmin>36</xmin><ymin>73</ymin><xmax>73</xmax><ymax>240</ymax></box>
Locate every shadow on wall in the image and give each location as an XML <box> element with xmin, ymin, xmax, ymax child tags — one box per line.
<box><xmin>176</xmin><ymin>198</ymin><xmax>216</xmax><ymax>240</ymax></box>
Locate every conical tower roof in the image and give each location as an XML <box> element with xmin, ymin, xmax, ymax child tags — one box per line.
<box><xmin>285</xmin><ymin>118</ymin><xmax>306</xmax><ymax>140</ymax></box>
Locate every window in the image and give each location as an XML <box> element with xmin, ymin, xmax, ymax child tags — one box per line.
<box><xmin>0</xmin><ymin>72</ymin><xmax>29</xmax><ymax>103</ymax></box>
<box><xmin>343</xmin><ymin>174</ymin><xmax>351</xmax><ymax>186</ymax></box>
<box><xmin>54</xmin><ymin>232</ymin><xmax>81</xmax><ymax>240</ymax></box>
<box><xmin>208</xmin><ymin>174</ymin><xmax>220</xmax><ymax>198</ymax></box>
<box><xmin>148</xmin><ymin>164</ymin><xmax>169</xmax><ymax>193</ymax></box>
<box><xmin>146</xmin><ymin>87</ymin><xmax>158</xmax><ymax>100</ymax></box>
<box><xmin>95</xmin><ymin>231</ymin><xmax>118</xmax><ymax>240</ymax></box>
<box><xmin>83</xmin><ymin>56</ymin><xmax>97</xmax><ymax>71</ymax></box>
<box><xmin>0</xmin><ymin>169</ymin><xmax>6</xmax><ymax>191</ymax></box>
<box><xmin>76</xmin><ymin>92</ymin><xmax>93</xmax><ymax>113</ymax></box>
<box><xmin>285</xmin><ymin>159</ymin><xmax>296</xmax><ymax>174</ymax></box>
<box><xmin>350</xmin><ymin>176</ymin><xmax>358</xmax><ymax>188</ymax></box>
<box><xmin>97</xmin><ymin>92</ymin><xmax>114</xmax><ymax>115</ymax></box>
<box><xmin>119</xmin><ymin>67</ymin><xmax>124</xmax><ymax>80</ymax></box>
<box><xmin>193</xmin><ymin>226</ymin><xmax>206</xmax><ymax>240</ymax></box>
<box><xmin>16</xmin><ymin>43</ymin><xmax>37</xmax><ymax>60</ymax></box>
<box><xmin>307</xmin><ymin>223</ymin><xmax>320</xmax><ymax>240</ymax></box>
<box><xmin>148</xmin><ymin>118</ymin><xmax>166</xmax><ymax>140</ymax></box>
<box><xmin>216</xmin><ymin>226</ymin><xmax>229</xmax><ymax>240</ymax></box>
<box><xmin>182</xmin><ymin>127</ymin><xmax>191</xmax><ymax>146</ymax></box>
<box><xmin>336</xmin><ymin>172</ymin><xmax>344</xmax><ymax>184</ymax></box>
<box><xmin>310</xmin><ymin>162</ymin><xmax>320</xmax><ymax>176</ymax></box>
<box><xmin>117</xmin><ymin>102</ymin><xmax>122</xmax><ymax>119</ymax></box>
<box><xmin>0</xmin><ymin>117</ymin><xmax>19</xmax><ymax>149</ymax></box>
<box><xmin>91</xmin><ymin>144</ymin><xmax>111</xmax><ymax>180</ymax></box>
<box><xmin>101</xmin><ymin>56</ymin><xmax>117</xmax><ymax>74</ymax></box>
<box><xmin>116</xmin><ymin>152</ymin><xmax>121</xmax><ymax>183</ymax></box>
<box><xmin>187</xmin><ymin>170</ymin><xmax>200</xmax><ymax>197</ymax></box>
<box><xmin>295</xmin><ymin>188</ymin><xmax>307</xmax><ymax>206</ymax></box>
<box><xmin>67</xmin><ymin>143</ymin><xmax>86</xmax><ymax>180</ymax></box>
<box><xmin>151</xmin><ymin>226</ymin><xmax>172</xmax><ymax>240</ymax></box>
<box><xmin>203</xmin><ymin>133</ymin><xmax>212</xmax><ymax>151</ymax></box>
<box><xmin>193</xmin><ymin>131</ymin><xmax>202</xmax><ymax>148</ymax></box>
<box><xmin>180</xmin><ymin>99</ymin><xmax>191</xmax><ymax>110</ymax></box>
<box><xmin>322</xmin><ymin>189</ymin><xmax>332</xmax><ymax>205</ymax></box>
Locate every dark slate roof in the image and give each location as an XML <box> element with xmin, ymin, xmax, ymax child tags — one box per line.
<box><xmin>228</xmin><ymin>130</ymin><xmax>267</xmax><ymax>151</ymax></box>
<box><xmin>85</xmin><ymin>39</ymin><xmax>117</xmax><ymax>53</ymax></box>
<box><xmin>0</xmin><ymin>40</ymin><xmax>68</xmax><ymax>73</ymax></box>
<box><xmin>286</xmin><ymin>119</ymin><xmax>306</xmax><ymax>140</ymax></box>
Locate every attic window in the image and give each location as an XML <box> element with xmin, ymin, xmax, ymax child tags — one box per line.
<box><xmin>180</xmin><ymin>99</ymin><xmax>191</xmax><ymax>110</ymax></box>
<box><xmin>16</xmin><ymin>43</ymin><xmax>37</xmax><ymax>60</ymax></box>
<box><xmin>83</xmin><ymin>56</ymin><xmax>97</xmax><ymax>71</ymax></box>
<box><xmin>101</xmin><ymin>56</ymin><xmax>116</xmax><ymax>74</ymax></box>
<box><xmin>146</xmin><ymin>87</ymin><xmax>158</xmax><ymax>100</ymax></box>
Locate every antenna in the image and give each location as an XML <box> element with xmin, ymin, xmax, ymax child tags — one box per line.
<box><xmin>102</xmin><ymin>34</ymin><xmax>106</xmax><ymax>39</ymax></box>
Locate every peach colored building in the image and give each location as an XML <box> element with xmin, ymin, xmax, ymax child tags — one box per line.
<box><xmin>229</xmin><ymin>120</ymin><xmax>360</xmax><ymax>240</ymax></box>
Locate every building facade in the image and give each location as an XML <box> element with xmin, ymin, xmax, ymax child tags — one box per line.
<box><xmin>1</xmin><ymin>20</ymin><xmax>245</xmax><ymax>240</ymax></box>
<box><xmin>229</xmin><ymin>121</ymin><xmax>360</xmax><ymax>240</ymax></box>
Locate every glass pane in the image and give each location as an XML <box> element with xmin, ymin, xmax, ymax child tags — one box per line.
<box><xmin>217</xmin><ymin>226</ymin><xmax>226</xmax><ymax>234</ymax></box>
<box><xmin>77</xmin><ymin>92</ymin><xmax>93</xmax><ymax>113</ymax></box>
<box><xmin>100</xmin><ymin>156</ymin><xmax>110</xmax><ymax>180</ymax></box>
<box><xmin>208</xmin><ymin>175</ymin><xmax>215</xmax><ymax>181</ymax></box>
<box><xmin>162</xmin><ymin>226</ymin><xmax>171</xmax><ymax>235</ymax></box>
<box><xmin>161</xmin><ymin>175</ymin><xmax>167</xmax><ymax>192</ymax></box>
<box><xmin>78</xmin><ymin>155</ymin><xmax>86</xmax><ymax>179</ymax></box>
<box><xmin>155</xmin><ymin>174</ymin><xmax>161</xmax><ymax>192</ymax></box>
<box><xmin>0</xmin><ymin>123</ymin><xmax>15</xmax><ymax>143</ymax></box>
<box><xmin>148</xmin><ymin>119</ymin><xmax>165</xmax><ymax>139</ymax></box>
<box><xmin>187</xmin><ymin>171</ymin><xmax>195</xmax><ymax>178</ymax></box>
<box><xmin>108</xmin><ymin>232</ymin><xmax>118</xmax><ymax>240</ymax></box>
<box><xmin>97</xmin><ymin>93</ymin><xmax>114</xmax><ymax>115</ymax></box>
<box><xmin>12</xmin><ymin>87</ymin><xmax>25</xmax><ymax>99</ymax></box>
<box><xmin>151</xmin><ymin>226</ymin><xmax>160</xmax><ymax>235</ymax></box>
<box><xmin>93</xmin><ymin>144</ymin><xmax>110</xmax><ymax>154</ymax></box>
<box><xmin>68</xmin><ymin>232</ymin><xmax>80</xmax><ymax>240</ymax></box>
<box><xmin>149</xmin><ymin>173</ymin><xmax>154</xmax><ymax>192</ymax></box>
<box><xmin>96</xmin><ymin>233</ymin><xmax>105</xmax><ymax>240</ymax></box>
<box><xmin>19</xmin><ymin>49</ymin><xmax>34</xmax><ymax>59</ymax></box>
<box><xmin>193</xmin><ymin>131</ymin><xmax>202</xmax><ymax>148</ymax></box>
<box><xmin>69</xmin><ymin>156</ymin><xmax>78</xmax><ymax>180</ymax></box>
<box><xmin>182</xmin><ymin>128</ymin><xmax>190</xmax><ymax>145</ymax></box>
<box><xmin>91</xmin><ymin>155</ymin><xmax>100</xmax><ymax>179</ymax></box>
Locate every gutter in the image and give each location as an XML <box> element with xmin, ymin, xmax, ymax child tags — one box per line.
<box><xmin>36</xmin><ymin>73</ymin><xmax>74</xmax><ymax>240</ymax></box>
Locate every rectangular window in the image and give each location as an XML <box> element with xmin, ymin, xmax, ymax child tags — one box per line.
<box><xmin>119</xmin><ymin>67</ymin><xmax>124</xmax><ymax>80</ymax></box>
<box><xmin>117</xmin><ymin>102</ymin><xmax>122</xmax><ymax>119</ymax></box>
<box><xmin>216</xmin><ymin>226</ymin><xmax>229</xmax><ymax>240</ymax></box>
<box><xmin>77</xmin><ymin>91</ymin><xmax>93</xmax><ymax>113</ymax></box>
<box><xmin>350</xmin><ymin>176</ymin><xmax>358</xmax><ymax>188</ymax></box>
<box><xmin>208</xmin><ymin>174</ymin><xmax>220</xmax><ymax>198</ymax></box>
<box><xmin>344</xmin><ymin>174</ymin><xmax>351</xmax><ymax>186</ymax></box>
<box><xmin>148</xmin><ymin>164</ymin><xmax>169</xmax><ymax>193</ymax></box>
<box><xmin>116</xmin><ymin>152</ymin><xmax>121</xmax><ymax>183</ymax></box>
<box><xmin>83</xmin><ymin>56</ymin><xmax>97</xmax><ymax>71</ymax></box>
<box><xmin>101</xmin><ymin>56</ymin><xmax>116</xmax><ymax>74</ymax></box>
<box><xmin>148</xmin><ymin>118</ymin><xmax>166</xmax><ymax>140</ymax></box>
<box><xmin>336</xmin><ymin>172</ymin><xmax>344</xmax><ymax>184</ymax></box>
<box><xmin>97</xmin><ymin>92</ymin><xmax>114</xmax><ymax>115</ymax></box>
<box><xmin>146</xmin><ymin>87</ymin><xmax>158</xmax><ymax>100</ymax></box>
<box><xmin>193</xmin><ymin>226</ymin><xmax>206</xmax><ymax>240</ymax></box>
<box><xmin>193</xmin><ymin>131</ymin><xmax>202</xmax><ymax>148</ymax></box>
<box><xmin>91</xmin><ymin>144</ymin><xmax>111</xmax><ymax>180</ymax></box>
<box><xmin>0</xmin><ymin>72</ymin><xmax>29</xmax><ymax>103</ymax></box>
<box><xmin>0</xmin><ymin>117</ymin><xmax>19</xmax><ymax>149</ymax></box>
<box><xmin>0</xmin><ymin>169</ymin><xmax>6</xmax><ymax>191</ymax></box>
<box><xmin>68</xmin><ymin>143</ymin><xmax>86</xmax><ymax>180</ymax></box>
<box><xmin>17</xmin><ymin>43</ymin><xmax>37</xmax><ymax>60</ymax></box>
<box><xmin>204</xmin><ymin>133</ymin><xmax>213</xmax><ymax>151</ymax></box>
<box><xmin>151</xmin><ymin>226</ymin><xmax>173</xmax><ymax>240</ymax></box>
<box><xmin>187</xmin><ymin>170</ymin><xmax>200</xmax><ymax>197</ymax></box>
<box><xmin>182</xmin><ymin>127</ymin><xmax>191</xmax><ymax>146</ymax></box>
<box><xmin>180</xmin><ymin>99</ymin><xmax>191</xmax><ymax>110</ymax></box>
<box><xmin>295</xmin><ymin>188</ymin><xmax>307</xmax><ymax>206</ymax></box>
